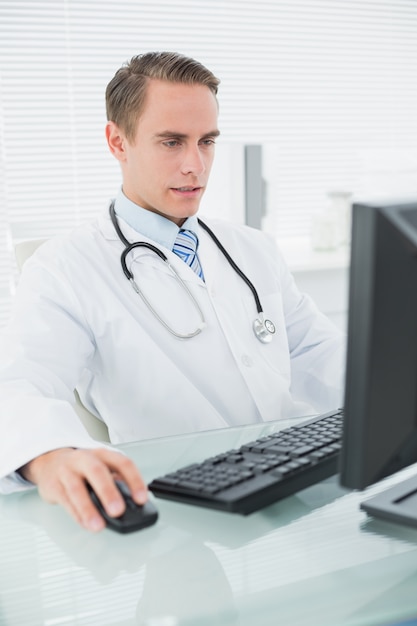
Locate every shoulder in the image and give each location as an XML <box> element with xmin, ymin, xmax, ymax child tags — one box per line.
<box><xmin>21</xmin><ymin>218</ymin><xmax>104</xmax><ymax>278</ymax></box>
<box><xmin>198</xmin><ymin>216</ymin><xmax>274</xmax><ymax>244</ymax></box>
<box><xmin>197</xmin><ymin>216</ymin><xmax>281</xmax><ymax>260</ymax></box>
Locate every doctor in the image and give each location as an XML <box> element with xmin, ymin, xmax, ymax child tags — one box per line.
<box><xmin>0</xmin><ymin>52</ymin><xmax>345</xmax><ymax>532</ymax></box>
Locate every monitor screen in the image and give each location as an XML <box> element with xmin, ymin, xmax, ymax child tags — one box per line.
<box><xmin>339</xmin><ymin>199</ymin><xmax>417</xmax><ymax>527</ymax></box>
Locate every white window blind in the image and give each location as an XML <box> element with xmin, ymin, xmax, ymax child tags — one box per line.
<box><xmin>1</xmin><ymin>0</ymin><xmax>417</xmax><ymax>327</ymax></box>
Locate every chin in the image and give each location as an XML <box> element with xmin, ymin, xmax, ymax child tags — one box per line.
<box><xmin>174</xmin><ymin>205</ymin><xmax>200</xmax><ymax>220</ymax></box>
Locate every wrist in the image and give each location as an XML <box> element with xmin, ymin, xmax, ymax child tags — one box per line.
<box><xmin>18</xmin><ymin>448</ymin><xmax>74</xmax><ymax>484</ymax></box>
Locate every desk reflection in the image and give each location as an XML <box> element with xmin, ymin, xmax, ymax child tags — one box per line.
<box><xmin>1</xmin><ymin>490</ymin><xmax>240</xmax><ymax>625</ymax></box>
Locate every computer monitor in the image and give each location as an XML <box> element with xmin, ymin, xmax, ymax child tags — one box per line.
<box><xmin>339</xmin><ymin>199</ymin><xmax>417</xmax><ymax>528</ymax></box>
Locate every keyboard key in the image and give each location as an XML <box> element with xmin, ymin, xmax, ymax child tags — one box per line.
<box><xmin>268</xmin><ymin>441</ymin><xmax>284</xmax><ymax>450</ymax></box>
<box><xmin>179</xmin><ymin>480</ymin><xmax>204</xmax><ymax>491</ymax></box>
<box><xmin>290</xmin><ymin>445</ymin><xmax>315</xmax><ymax>458</ymax></box>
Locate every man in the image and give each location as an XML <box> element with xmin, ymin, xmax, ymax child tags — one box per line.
<box><xmin>0</xmin><ymin>52</ymin><xmax>345</xmax><ymax>532</ymax></box>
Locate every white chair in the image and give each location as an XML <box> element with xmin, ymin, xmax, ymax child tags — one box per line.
<box><xmin>14</xmin><ymin>239</ymin><xmax>110</xmax><ymax>442</ymax></box>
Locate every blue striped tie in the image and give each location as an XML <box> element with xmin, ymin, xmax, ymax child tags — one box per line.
<box><xmin>173</xmin><ymin>229</ymin><xmax>204</xmax><ymax>280</ymax></box>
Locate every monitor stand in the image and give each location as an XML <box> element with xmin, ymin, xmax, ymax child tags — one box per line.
<box><xmin>361</xmin><ymin>474</ymin><xmax>417</xmax><ymax>529</ymax></box>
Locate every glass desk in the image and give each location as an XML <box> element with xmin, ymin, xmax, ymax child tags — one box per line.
<box><xmin>1</xmin><ymin>418</ymin><xmax>417</xmax><ymax>626</ymax></box>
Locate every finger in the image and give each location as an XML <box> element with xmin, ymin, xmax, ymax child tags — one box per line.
<box><xmin>37</xmin><ymin>468</ymin><xmax>103</xmax><ymax>531</ymax></box>
<box><xmin>59</xmin><ymin>466</ymin><xmax>108</xmax><ymax>532</ymax></box>
<box><xmin>93</xmin><ymin>449</ymin><xmax>148</xmax><ymax>505</ymax></box>
<box><xmin>55</xmin><ymin>450</ymin><xmax>122</xmax><ymax>528</ymax></box>
<box><xmin>60</xmin><ymin>495</ymin><xmax>101</xmax><ymax>532</ymax></box>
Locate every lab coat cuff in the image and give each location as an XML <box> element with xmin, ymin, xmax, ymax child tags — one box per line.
<box><xmin>0</xmin><ymin>471</ymin><xmax>36</xmax><ymax>494</ymax></box>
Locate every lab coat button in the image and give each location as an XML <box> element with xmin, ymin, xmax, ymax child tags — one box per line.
<box><xmin>241</xmin><ymin>355</ymin><xmax>253</xmax><ymax>367</ymax></box>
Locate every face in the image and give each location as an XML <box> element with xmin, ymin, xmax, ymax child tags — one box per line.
<box><xmin>106</xmin><ymin>79</ymin><xmax>220</xmax><ymax>226</ymax></box>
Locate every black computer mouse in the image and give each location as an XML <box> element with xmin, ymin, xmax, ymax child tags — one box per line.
<box><xmin>86</xmin><ymin>480</ymin><xmax>159</xmax><ymax>534</ymax></box>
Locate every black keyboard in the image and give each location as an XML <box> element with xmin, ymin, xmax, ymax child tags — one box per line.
<box><xmin>149</xmin><ymin>409</ymin><xmax>343</xmax><ymax>515</ymax></box>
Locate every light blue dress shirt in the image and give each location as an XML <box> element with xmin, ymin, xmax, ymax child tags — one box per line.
<box><xmin>113</xmin><ymin>189</ymin><xmax>200</xmax><ymax>248</ymax></box>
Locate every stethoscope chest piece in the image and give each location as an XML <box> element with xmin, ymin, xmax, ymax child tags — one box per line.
<box><xmin>253</xmin><ymin>317</ymin><xmax>276</xmax><ymax>344</ymax></box>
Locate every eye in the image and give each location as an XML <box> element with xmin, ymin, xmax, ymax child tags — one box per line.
<box><xmin>200</xmin><ymin>138</ymin><xmax>216</xmax><ymax>146</ymax></box>
<box><xmin>163</xmin><ymin>140</ymin><xmax>180</xmax><ymax>148</ymax></box>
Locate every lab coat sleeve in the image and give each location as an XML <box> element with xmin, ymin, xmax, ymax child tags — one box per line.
<box><xmin>279</xmin><ymin>249</ymin><xmax>346</xmax><ymax>413</ymax></box>
<box><xmin>0</xmin><ymin>245</ymin><xmax>109</xmax><ymax>492</ymax></box>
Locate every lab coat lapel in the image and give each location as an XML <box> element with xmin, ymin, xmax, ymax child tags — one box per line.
<box><xmin>98</xmin><ymin>208</ymin><xmax>204</xmax><ymax>283</ymax></box>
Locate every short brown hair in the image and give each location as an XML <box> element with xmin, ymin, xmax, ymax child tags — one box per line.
<box><xmin>105</xmin><ymin>51</ymin><xmax>220</xmax><ymax>141</ymax></box>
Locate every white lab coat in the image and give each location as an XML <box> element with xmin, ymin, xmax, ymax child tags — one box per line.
<box><xmin>0</xmin><ymin>210</ymin><xmax>345</xmax><ymax>491</ymax></box>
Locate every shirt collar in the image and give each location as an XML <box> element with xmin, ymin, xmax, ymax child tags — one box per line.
<box><xmin>113</xmin><ymin>188</ymin><xmax>200</xmax><ymax>251</ymax></box>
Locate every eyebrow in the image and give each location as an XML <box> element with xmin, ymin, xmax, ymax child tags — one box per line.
<box><xmin>155</xmin><ymin>130</ymin><xmax>221</xmax><ymax>140</ymax></box>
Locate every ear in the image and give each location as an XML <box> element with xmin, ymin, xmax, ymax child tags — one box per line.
<box><xmin>106</xmin><ymin>121</ymin><xmax>128</xmax><ymax>162</ymax></box>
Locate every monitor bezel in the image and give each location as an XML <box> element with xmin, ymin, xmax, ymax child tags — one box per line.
<box><xmin>340</xmin><ymin>199</ymin><xmax>417</xmax><ymax>491</ymax></box>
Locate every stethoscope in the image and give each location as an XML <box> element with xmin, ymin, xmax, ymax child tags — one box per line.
<box><xmin>109</xmin><ymin>201</ymin><xmax>276</xmax><ymax>343</ymax></box>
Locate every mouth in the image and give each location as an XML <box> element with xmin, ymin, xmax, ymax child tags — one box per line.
<box><xmin>171</xmin><ymin>186</ymin><xmax>203</xmax><ymax>197</ymax></box>
<box><xmin>172</xmin><ymin>186</ymin><xmax>201</xmax><ymax>192</ymax></box>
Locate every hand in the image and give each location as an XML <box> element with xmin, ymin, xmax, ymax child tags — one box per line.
<box><xmin>19</xmin><ymin>447</ymin><xmax>148</xmax><ymax>532</ymax></box>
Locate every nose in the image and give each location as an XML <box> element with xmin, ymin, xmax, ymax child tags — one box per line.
<box><xmin>181</xmin><ymin>144</ymin><xmax>206</xmax><ymax>176</ymax></box>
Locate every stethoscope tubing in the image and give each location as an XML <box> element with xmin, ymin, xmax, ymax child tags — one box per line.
<box><xmin>109</xmin><ymin>201</ymin><xmax>275</xmax><ymax>342</ymax></box>
<box><xmin>197</xmin><ymin>218</ymin><xmax>263</xmax><ymax>315</ymax></box>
